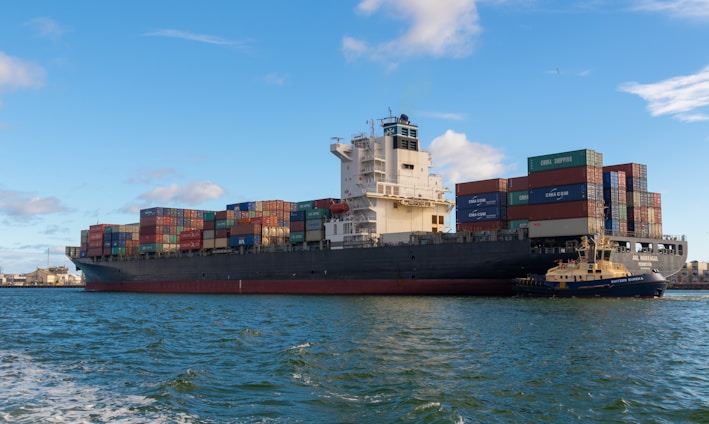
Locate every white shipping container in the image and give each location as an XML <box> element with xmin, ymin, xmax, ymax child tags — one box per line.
<box><xmin>528</xmin><ymin>217</ymin><xmax>603</xmax><ymax>238</ymax></box>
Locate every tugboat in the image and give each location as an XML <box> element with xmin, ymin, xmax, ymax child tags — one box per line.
<box><xmin>515</xmin><ymin>235</ymin><xmax>668</xmax><ymax>298</ymax></box>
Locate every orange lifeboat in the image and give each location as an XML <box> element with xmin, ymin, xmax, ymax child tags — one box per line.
<box><xmin>330</xmin><ymin>202</ymin><xmax>349</xmax><ymax>214</ymax></box>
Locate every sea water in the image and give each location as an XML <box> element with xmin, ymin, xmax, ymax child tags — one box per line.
<box><xmin>1</xmin><ymin>289</ymin><xmax>708</xmax><ymax>423</ymax></box>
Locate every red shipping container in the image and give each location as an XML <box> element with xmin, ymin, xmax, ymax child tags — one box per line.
<box><xmin>456</xmin><ymin>178</ymin><xmax>508</xmax><ymax>196</ymax></box>
<box><xmin>139</xmin><ymin>225</ymin><xmax>158</xmax><ymax>236</ymax></box>
<box><xmin>203</xmin><ymin>220</ymin><xmax>215</xmax><ymax>230</ymax></box>
<box><xmin>528</xmin><ymin>200</ymin><xmax>603</xmax><ymax>220</ymax></box>
<box><xmin>140</xmin><ymin>234</ymin><xmax>159</xmax><ymax>244</ymax></box>
<box><xmin>528</xmin><ymin>166</ymin><xmax>602</xmax><ymax>188</ymax></box>
<box><xmin>456</xmin><ymin>221</ymin><xmax>507</xmax><ymax>232</ymax></box>
<box><xmin>179</xmin><ymin>229</ymin><xmax>202</xmax><ymax>241</ymax></box>
<box><xmin>231</xmin><ymin>222</ymin><xmax>262</xmax><ymax>236</ymax></box>
<box><xmin>215</xmin><ymin>229</ymin><xmax>229</xmax><ymax>238</ymax></box>
<box><xmin>180</xmin><ymin>239</ymin><xmax>202</xmax><ymax>250</ymax></box>
<box><xmin>507</xmin><ymin>205</ymin><xmax>530</xmax><ymax>221</ymax></box>
<box><xmin>290</xmin><ymin>220</ymin><xmax>305</xmax><ymax>232</ymax></box>
<box><xmin>507</xmin><ymin>176</ymin><xmax>528</xmax><ymax>191</ymax></box>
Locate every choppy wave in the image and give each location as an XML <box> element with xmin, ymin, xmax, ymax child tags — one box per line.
<box><xmin>1</xmin><ymin>290</ymin><xmax>708</xmax><ymax>423</ymax></box>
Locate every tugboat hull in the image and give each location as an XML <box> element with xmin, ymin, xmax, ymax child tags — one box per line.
<box><xmin>516</xmin><ymin>272</ymin><xmax>668</xmax><ymax>298</ymax></box>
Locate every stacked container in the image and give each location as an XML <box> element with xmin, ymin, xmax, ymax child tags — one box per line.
<box><xmin>229</xmin><ymin>222</ymin><xmax>262</xmax><ymax>247</ymax></box>
<box><xmin>507</xmin><ymin>176</ymin><xmax>529</xmax><ymax>230</ymax></box>
<box><xmin>214</xmin><ymin>210</ymin><xmax>236</xmax><ymax>248</ymax></box>
<box><xmin>455</xmin><ymin>178</ymin><xmax>508</xmax><ymax>232</ymax></box>
<box><xmin>107</xmin><ymin>224</ymin><xmax>140</xmax><ymax>255</ymax></box>
<box><xmin>226</xmin><ymin>200</ymin><xmax>293</xmax><ymax>246</ymax></box>
<box><xmin>85</xmin><ymin>224</ymin><xmax>114</xmax><ymax>257</ymax></box>
<box><xmin>179</xmin><ymin>228</ymin><xmax>203</xmax><ymax>251</ymax></box>
<box><xmin>139</xmin><ymin>207</ymin><xmax>206</xmax><ymax>253</ymax></box>
<box><xmin>603</xmin><ymin>163</ymin><xmax>661</xmax><ymax>237</ymax></box>
<box><xmin>526</xmin><ymin>149</ymin><xmax>604</xmax><ymax>237</ymax></box>
<box><xmin>603</xmin><ymin>171</ymin><xmax>627</xmax><ymax>235</ymax></box>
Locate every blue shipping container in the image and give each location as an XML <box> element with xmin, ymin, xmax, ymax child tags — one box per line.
<box><xmin>456</xmin><ymin>206</ymin><xmax>507</xmax><ymax>223</ymax></box>
<box><xmin>290</xmin><ymin>210</ymin><xmax>306</xmax><ymax>221</ymax></box>
<box><xmin>229</xmin><ymin>234</ymin><xmax>262</xmax><ymax>247</ymax></box>
<box><xmin>456</xmin><ymin>192</ymin><xmax>505</xmax><ymax>209</ymax></box>
<box><xmin>528</xmin><ymin>183</ymin><xmax>595</xmax><ymax>205</ymax></box>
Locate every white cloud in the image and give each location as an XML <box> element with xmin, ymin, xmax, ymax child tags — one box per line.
<box><xmin>139</xmin><ymin>181</ymin><xmax>225</xmax><ymax>205</ymax></box>
<box><xmin>0</xmin><ymin>189</ymin><xmax>70</xmax><ymax>219</ymax></box>
<box><xmin>25</xmin><ymin>17</ymin><xmax>67</xmax><ymax>40</ymax></box>
<box><xmin>428</xmin><ymin>129</ymin><xmax>511</xmax><ymax>185</ymax></box>
<box><xmin>421</xmin><ymin>111</ymin><xmax>466</xmax><ymax>120</ymax></box>
<box><xmin>343</xmin><ymin>0</ymin><xmax>481</xmax><ymax>64</ymax></box>
<box><xmin>631</xmin><ymin>0</ymin><xmax>709</xmax><ymax>18</ymax></box>
<box><xmin>144</xmin><ymin>29</ymin><xmax>249</xmax><ymax>49</ymax></box>
<box><xmin>619</xmin><ymin>65</ymin><xmax>709</xmax><ymax>122</ymax></box>
<box><xmin>0</xmin><ymin>52</ymin><xmax>46</xmax><ymax>94</ymax></box>
<box><xmin>263</xmin><ymin>72</ymin><xmax>288</xmax><ymax>86</ymax></box>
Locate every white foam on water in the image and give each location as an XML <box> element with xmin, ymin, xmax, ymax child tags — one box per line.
<box><xmin>0</xmin><ymin>350</ymin><xmax>200</xmax><ymax>424</ymax></box>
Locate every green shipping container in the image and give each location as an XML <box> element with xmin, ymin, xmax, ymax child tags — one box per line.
<box><xmin>306</xmin><ymin>208</ymin><xmax>330</xmax><ymax>220</ymax></box>
<box><xmin>111</xmin><ymin>247</ymin><xmax>126</xmax><ymax>256</ymax></box>
<box><xmin>508</xmin><ymin>190</ymin><xmax>529</xmax><ymax>206</ymax></box>
<box><xmin>297</xmin><ymin>201</ymin><xmax>315</xmax><ymax>211</ymax></box>
<box><xmin>508</xmin><ymin>219</ymin><xmax>529</xmax><ymax>230</ymax></box>
<box><xmin>289</xmin><ymin>232</ymin><xmax>305</xmax><ymax>243</ymax></box>
<box><xmin>204</xmin><ymin>211</ymin><xmax>216</xmax><ymax>221</ymax></box>
<box><xmin>140</xmin><ymin>243</ymin><xmax>163</xmax><ymax>253</ymax></box>
<box><xmin>527</xmin><ymin>149</ymin><xmax>602</xmax><ymax>173</ymax></box>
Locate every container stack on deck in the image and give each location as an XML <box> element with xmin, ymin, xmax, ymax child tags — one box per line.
<box><xmin>603</xmin><ymin>163</ymin><xmax>662</xmax><ymax>238</ymax></box>
<box><xmin>455</xmin><ymin>178</ymin><xmax>508</xmax><ymax>232</ymax></box>
<box><xmin>455</xmin><ymin>148</ymin><xmax>663</xmax><ymax>239</ymax></box>
<box><xmin>602</xmin><ymin>170</ymin><xmax>628</xmax><ymax>235</ymax></box>
<box><xmin>79</xmin><ymin>198</ymin><xmax>342</xmax><ymax>258</ymax></box>
<box><xmin>526</xmin><ymin>149</ymin><xmax>604</xmax><ymax>237</ymax></box>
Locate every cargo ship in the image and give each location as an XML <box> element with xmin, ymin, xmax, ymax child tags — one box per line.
<box><xmin>65</xmin><ymin>113</ymin><xmax>688</xmax><ymax>295</ymax></box>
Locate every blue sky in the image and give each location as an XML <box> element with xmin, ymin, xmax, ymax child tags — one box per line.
<box><xmin>1</xmin><ymin>0</ymin><xmax>708</xmax><ymax>274</ymax></box>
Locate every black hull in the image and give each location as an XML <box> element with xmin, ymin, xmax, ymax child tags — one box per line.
<box><xmin>515</xmin><ymin>273</ymin><xmax>669</xmax><ymax>298</ymax></box>
<box><xmin>70</xmin><ymin>234</ymin><xmax>687</xmax><ymax>295</ymax></box>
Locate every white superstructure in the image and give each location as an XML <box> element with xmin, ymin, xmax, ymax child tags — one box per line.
<box><xmin>327</xmin><ymin>113</ymin><xmax>453</xmax><ymax>246</ymax></box>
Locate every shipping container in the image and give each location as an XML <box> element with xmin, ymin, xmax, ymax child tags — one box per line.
<box><xmin>289</xmin><ymin>231</ymin><xmax>305</xmax><ymax>243</ymax></box>
<box><xmin>507</xmin><ymin>205</ymin><xmax>530</xmax><ymax>220</ymax></box>
<box><xmin>290</xmin><ymin>220</ymin><xmax>306</xmax><ymax>232</ymax></box>
<box><xmin>456</xmin><ymin>221</ymin><xmax>507</xmax><ymax>232</ymax></box>
<box><xmin>231</xmin><ymin>222</ymin><xmax>262</xmax><ymax>236</ymax></box>
<box><xmin>297</xmin><ymin>200</ymin><xmax>315</xmax><ymax>211</ymax></box>
<box><xmin>179</xmin><ymin>229</ymin><xmax>202</xmax><ymax>241</ymax></box>
<box><xmin>456</xmin><ymin>192</ymin><xmax>506</xmax><ymax>209</ymax></box>
<box><xmin>507</xmin><ymin>190</ymin><xmax>529</xmax><ymax>206</ymax></box>
<box><xmin>180</xmin><ymin>239</ymin><xmax>202</xmax><ymax>251</ymax></box>
<box><xmin>229</xmin><ymin>234</ymin><xmax>262</xmax><ymax>247</ymax></box>
<box><xmin>528</xmin><ymin>183</ymin><xmax>602</xmax><ymax>205</ymax></box>
<box><xmin>306</xmin><ymin>218</ymin><xmax>325</xmax><ymax>231</ymax></box>
<box><xmin>528</xmin><ymin>165</ymin><xmax>602</xmax><ymax>188</ymax></box>
<box><xmin>528</xmin><ymin>200</ymin><xmax>603</xmax><ymax>220</ymax></box>
<box><xmin>508</xmin><ymin>219</ymin><xmax>528</xmax><ymax>230</ymax></box>
<box><xmin>507</xmin><ymin>176</ymin><xmax>528</xmax><ymax>191</ymax></box>
<box><xmin>456</xmin><ymin>205</ymin><xmax>507</xmax><ymax>223</ymax></box>
<box><xmin>528</xmin><ymin>149</ymin><xmax>601</xmax><ymax>173</ymax></box>
<box><xmin>456</xmin><ymin>178</ymin><xmax>508</xmax><ymax>196</ymax></box>
<box><xmin>528</xmin><ymin>217</ymin><xmax>604</xmax><ymax>238</ymax></box>
<box><xmin>305</xmin><ymin>229</ymin><xmax>324</xmax><ymax>242</ymax></box>
<box><xmin>306</xmin><ymin>208</ymin><xmax>331</xmax><ymax>220</ymax></box>
<box><xmin>290</xmin><ymin>210</ymin><xmax>306</xmax><ymax>221</ymax></box>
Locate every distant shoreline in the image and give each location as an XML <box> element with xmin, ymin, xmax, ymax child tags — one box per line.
<box><xmin>0</xmin><ymin>285</ymin><xmax>85</xmax><ymax>289</ymax></box>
